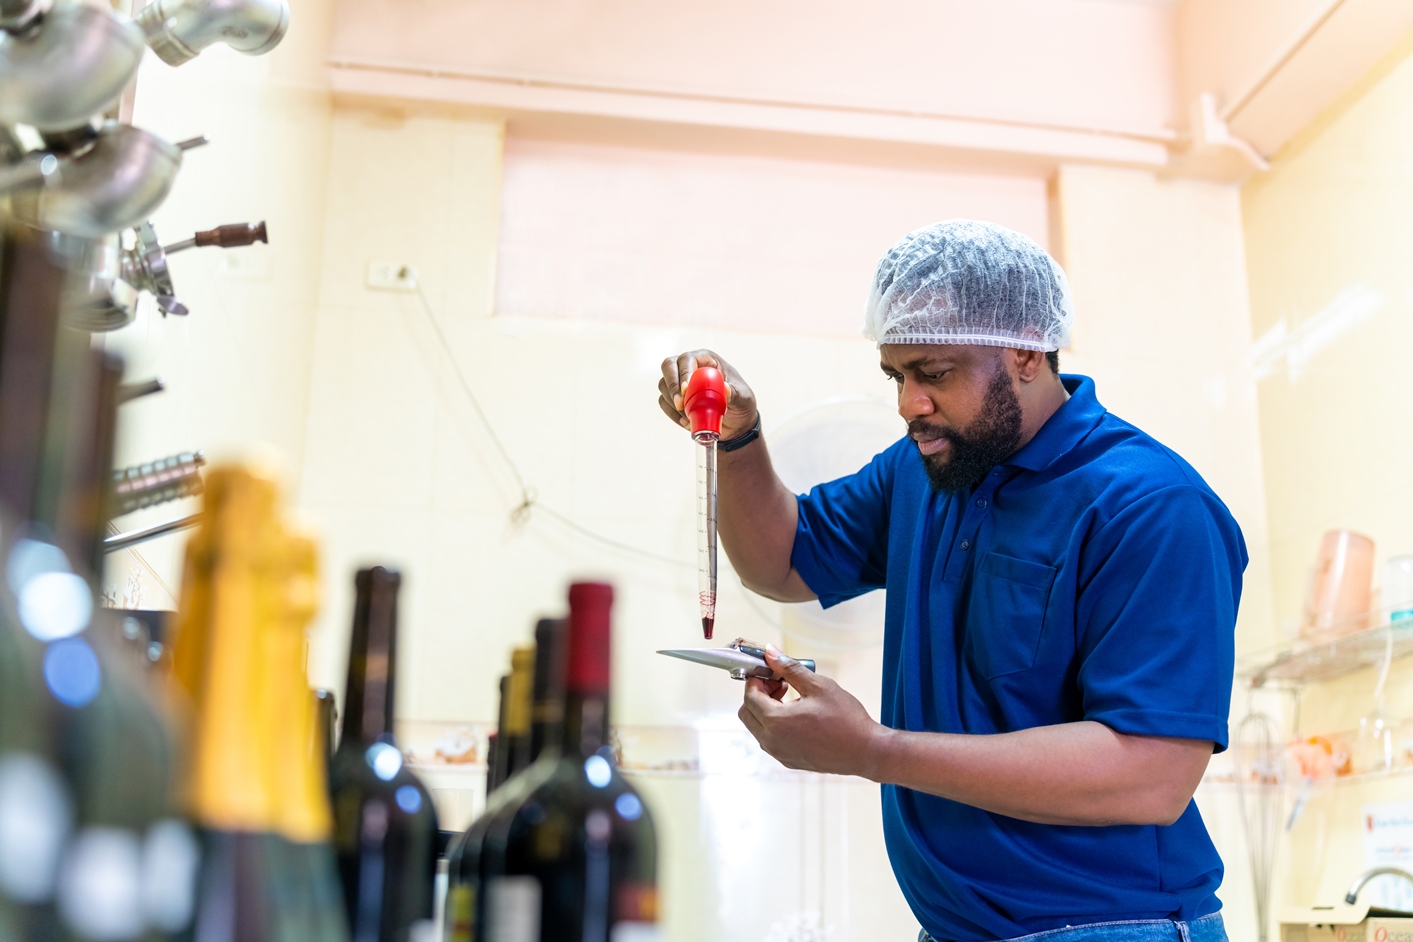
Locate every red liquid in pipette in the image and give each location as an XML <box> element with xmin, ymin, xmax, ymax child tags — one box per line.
<box><xmin>699</xmin><ymin>590</ymin><xmax>716</xmax><ymax>640</ymax></box>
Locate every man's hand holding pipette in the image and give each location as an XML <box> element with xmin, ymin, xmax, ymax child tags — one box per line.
<box><xmin>658</xmin><ymin>349</ymin><xmax>758</xmax><ymax>439</ymax></box>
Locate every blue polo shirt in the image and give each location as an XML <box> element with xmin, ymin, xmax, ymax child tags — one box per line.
<box><xmin>790</xmin><ymin>375</ymin><xmax>1243</xmax><ymax>941</ymax></box>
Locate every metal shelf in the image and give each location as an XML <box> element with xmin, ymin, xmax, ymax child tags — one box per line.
<box><xmin>1237</xmin><ymin>617</ymin><xmax>1413</xmax><ymax>687</ymax></box>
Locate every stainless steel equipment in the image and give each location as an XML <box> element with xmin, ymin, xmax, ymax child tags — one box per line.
<box><xmin>0</xmin><ymin>152</ymin><xmax>58</xmax><ymax>195</ymax></box>
<box><xmin>49</xmin><ymin>231</ymin><xmax>138</xmax><ymax>331</ymax></box>
<box><xmin>109</xmin><ymin>450</ymin><xmax>205</xmax><ymax>517</ymax></box>
<box><xmin>116</xmin><ymin>377</ymin><xmax>164</xmax><ymax>403</ymax></box>
<box><xmin>11</xmin><ymin>124</ymin><xmax>192</xmax><ymax>237</ymax></box>
<box><xmin>0</xmin><ymin>0</ymin><xmax>48</xmax><ymax>33</ymax></box>
<box><xmin>0</xmin><ymin>3</ymin><xmax>145</xmax><ymax>131</ymax></box>
<box><xmin>103</xmin><ymin>512</ymin><xmax>201</xmax><ymax>553</ymax></box>
<box><xmin>122</xmin><ymin>218</ymin><xmax>268</xmax><ymax>317</ymax></box>
<box><xmin>137</xmin><ymin>0</ymin><xmax>289</xmax><ymax>65</ymax></box>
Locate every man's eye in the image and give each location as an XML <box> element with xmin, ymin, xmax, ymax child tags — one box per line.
<box><xmin>921</xmin><ymin>371</ymin><xmax>945</xmax><ymax>381</ymax></box>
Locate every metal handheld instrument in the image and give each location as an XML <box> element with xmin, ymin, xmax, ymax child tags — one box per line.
<box><xmin>683</xmin><ymin>366</ymin><xmax>727</xmax><ymax>639</ymax></box>
<box><xmin>657</xmin><ymin>637</ymin><xmax>816</xmax><ymax>681</ymax></box>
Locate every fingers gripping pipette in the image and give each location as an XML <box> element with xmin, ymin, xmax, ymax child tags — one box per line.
<box><xmin>683</xmin><ymin>367</ymin><xmax>727</xmax><ymax>639</ymax></box>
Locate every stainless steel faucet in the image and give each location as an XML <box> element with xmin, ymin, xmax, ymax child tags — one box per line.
<box><xmin>1344</xmin><ymin>867</ymin><xmax>1413</xmax><ymax>905</ymax></box>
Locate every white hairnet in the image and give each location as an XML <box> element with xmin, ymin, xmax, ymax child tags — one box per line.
<box><xmin>862</xmin><ymin>220</ymin><xmax>1073</xmax><ymax>352</ymax></box>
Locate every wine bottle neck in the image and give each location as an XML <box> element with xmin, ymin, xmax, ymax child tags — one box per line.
<box><xmin>561</xmin><ymin>692</ymin><xmax>610</xmax><ymax>758</ymax></box>
<box><xmin>529</xmin><ymin>703</ymin><xmax>562</xmax><ymax>762</ymax></box>
<box><xmin>341</xmin><ymin>568</ymin><xmax>401</xmax><ymax>747</ymax></box>
<box><xmin>529</xmin><ymin>617</ymin><xmax>567</xmax><ymax>763</ymax></box>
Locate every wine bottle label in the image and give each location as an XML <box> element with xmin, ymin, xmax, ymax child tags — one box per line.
<box><xmin>486</xmin><ymin>876</ymin><xmax>541</xmax><ymax>942</ymax></box>
<box><xmin>446</xmin><ymin>884</ymin><xmax>475</xmax><ymax>942</ymax></box>
<box><xmin>610</xmin><ymin>923</ymin><xmax>661</xmax><ymax>942</ymax></box>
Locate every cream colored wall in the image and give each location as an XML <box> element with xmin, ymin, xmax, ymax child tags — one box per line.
<box><xmin>1056</xmin><ymin>165</ymin><xmax>1275</xmax><ymax>653</ymax></box>
<box><xmin>1240</xmin><ymin>33</ymin><xmax>1413</xmax><ymax>932</ymax></box>
<box><xmin>1055</xmin><ymin>164</ymin><xmax>1273</xmax><ymax>942</ymax></box>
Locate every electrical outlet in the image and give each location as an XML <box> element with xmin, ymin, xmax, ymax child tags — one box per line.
<box><xmin>366</xmin><ymin>262</ymin><xmax>419</xmax><ymax>292</ymax></box>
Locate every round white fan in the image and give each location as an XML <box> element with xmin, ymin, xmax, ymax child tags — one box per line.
<box><xmin>769</xmin><ymin>396</ymin><xmax>902</xmax><ymax>652</ymax></box>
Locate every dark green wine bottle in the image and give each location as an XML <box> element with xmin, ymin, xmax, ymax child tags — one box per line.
<box><xmin>328</xmin><ymin>567</ymin><xmax>439</xmax><ymax>942</ymax></box>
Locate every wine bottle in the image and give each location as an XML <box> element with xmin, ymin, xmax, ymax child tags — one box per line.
<box><xmin>479</xmin><ymin>584</ymin><xmax>658</xmax><ymax>942</ymax></box>
<box><xmin>487</xmin><ymin>675</ymin><xmax>509</xmax><ymax>796</ymax></box>
<box><xmin>527</xmin><ymin>618</ymin><xmax>568</xmax><ymax>765</ymax></box>
<box><xmin>502</xmin><ymin>647</ymin><xmax>535</xmax><ymax>784</ymax></box>
<box><xmin>444</xmin><ymin>642</ymin><xmax>539</xmax><ymax>942</ymax></box>
<box><xmin>328</xmin><ymin>566</ymin><xmax>439</xmax><ymax>942</ymax></box>
<box><xmin>315</xmin><ymin>688</ymin><xmax>339</xmax><ymax>765</ymax></box>
<box><xmin>0</xmin><ymin>223</ymin><xmax>192</xmax><ymax>941</ymax></box>
<box><xmin>484</xmin><ymin>731</ymin><xmax>500</xmax><ymax>801</ymax></box>
<box><xmin>171</xmin><ymin>464</ymin><xmax>348</xmax><ymax>942</ymax></box>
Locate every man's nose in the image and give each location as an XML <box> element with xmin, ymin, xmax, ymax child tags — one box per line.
<box><xmin>897</xmin><ymin>379</ymin><xmax>934</xmax><ymax>422</ymax></box>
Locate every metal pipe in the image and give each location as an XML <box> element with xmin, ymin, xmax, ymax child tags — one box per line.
<box><xmin>0</xmin><ymin>154</ymin><xmax>57</xmax><ymax>195</ymax></box>
<box><xmin>1344</xmin><ymin>867</ymin><xmax>1413</xmax><ymax>905</ymax></box>
<box><xmin>0</xmin><ymin>3</ymin><xmax>145</xmax><ymax>131</ymax></box>
<box><xmin>137</xmin><ymin>0</ymin><xmax>287</xmax><ymax>66</ymax></box>
<box><xmin>103</xmin><ymin>512</ymin><xmax>200</xmax><ymax>553</ymax></box>
<box><xmin>116</xmin><ymin>377</ymin><xmax>163</xmax><ymax>403</ymax></box>
<box><xmin>109</xmin><ymin>450</ymin><xmax>204</xmax><ymax>516</ymax></box>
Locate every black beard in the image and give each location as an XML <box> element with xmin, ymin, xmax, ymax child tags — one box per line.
<box><xmin>911</xmin><ymin>365</ymin><xmax>1023</xmax><ymax>494</ymax></box>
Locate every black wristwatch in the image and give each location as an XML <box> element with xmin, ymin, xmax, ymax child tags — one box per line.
<box><xmin>718</xmin><ymin>412</ymin><xmax>762</xmax><ymax>453</ymax></box>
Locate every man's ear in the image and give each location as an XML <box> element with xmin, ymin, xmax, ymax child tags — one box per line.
<box><xmin>1013</xmin><ymin>348</ymin><xmax>1048</xmax><ymax>384</ymax></box>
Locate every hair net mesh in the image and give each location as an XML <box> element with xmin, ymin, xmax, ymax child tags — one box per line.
<box><xmin>862</xmin><ymin>219</ymin><xmax>1073</xmax><ymax>352</ymax></box>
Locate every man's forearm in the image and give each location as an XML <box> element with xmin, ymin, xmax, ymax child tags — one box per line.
<box><xmin>717</xmin><ymin>433</ymin><xmax>812</xmax><ymax>602</ymax></box>
<box><xmin>868</xmin><ymin>720</ymin><xmax>1212</xmax><ymax>827</ymax></box>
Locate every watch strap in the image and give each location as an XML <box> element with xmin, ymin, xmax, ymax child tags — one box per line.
<box><xmin>717</xmin><ymin>412</ymin><xmax>762</xmax><ymax>453</ymax></box>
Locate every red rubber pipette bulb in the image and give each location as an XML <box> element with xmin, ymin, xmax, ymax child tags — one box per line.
<box><xmin>683</xmin><ymin>367</ymin><xmax>727</xmax><ymax>439</ymax></box>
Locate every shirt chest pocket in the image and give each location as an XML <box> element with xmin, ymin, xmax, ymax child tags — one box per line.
<box><xmin>965</xmin><ymin>552</ymin><xmax>1058</xmax><ymax>680</ymax></box>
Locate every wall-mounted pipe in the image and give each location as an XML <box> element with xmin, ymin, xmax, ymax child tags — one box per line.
<box><xmin>1221</xmin><ymin>0</ymin><xmax>1349</xmax><ymax>124</ymax></box>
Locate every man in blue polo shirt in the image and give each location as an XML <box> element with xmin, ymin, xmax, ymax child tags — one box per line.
<box><xmin>657</xmin><ymin>220</ymin><xmax>1242</xmax><ymax>942</ymax></box>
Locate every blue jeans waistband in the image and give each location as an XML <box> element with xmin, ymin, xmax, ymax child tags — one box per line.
<box><xmin>919</xmin><ymin>913</ymin><xmax>1228</xmax><ymax>942</ymax></box>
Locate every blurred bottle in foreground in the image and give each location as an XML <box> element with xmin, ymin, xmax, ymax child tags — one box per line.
<box><xmin>0</xmin><ymin>223</ymin><xmax>194</xmax><ymax>942</ymax></box>
<box><xmin>328</xmin><ymin>566</ymin><xmax>438</xmax><ymax>942</ymax></box>
<box><xmin>171</xmin><ymin>464</ymin><xmax>347</xmax><ymax>942</ymax></box>
<box><xmin>444</xmin><ymin>636</ymin><xmax>545</xmax><ymax>942</ymax></box>
<box><xmin>479</xmin><ymin>583</ymin><xmax>657</xmax><ymax>942</ymax></box>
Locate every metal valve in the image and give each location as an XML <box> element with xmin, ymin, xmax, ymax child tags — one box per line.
<box><xmin>122</xmin><ymin>218</ymin><xmax>268</xmax><ymax>317</ymax></box>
